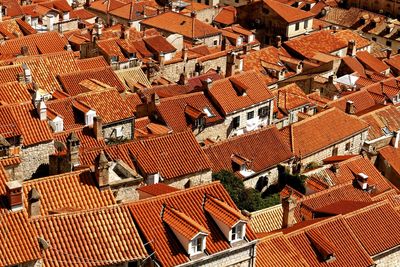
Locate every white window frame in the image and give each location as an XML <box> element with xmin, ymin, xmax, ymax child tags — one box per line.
<box><xmin>191</xmin><ymin>236</ymin><xmax>204</xmax><ymax>255</ymax></box>
<box><xmin>231</xmin><ymin>224</ymin><xmax>244</xmax><ymax>241</ymax></box>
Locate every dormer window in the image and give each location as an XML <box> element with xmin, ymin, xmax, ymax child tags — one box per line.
<box><xmin>191</xmin><ymin>235</ymin><xmax>205</xmax><ymax>255</ymax></box>
<box><xmin>202</xmin><ymin>107</ymin><xmax>214</xmax><ymax>117</ymax></box>
<box><xmin>231</xmin><ymin>223</ymin><xmax>245</xmax><ymax>241</ymax></box>
<box><xmin>85</xmin><ymin>110</ymin><xmax>96</xmax><ymax>126</ymax></box>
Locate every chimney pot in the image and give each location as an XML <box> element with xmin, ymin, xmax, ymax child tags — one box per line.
<box><xmin>6</xmin><ymin>181</ymin><xmax>23</xmax><ymax>212</ymax></box>
<box><xmin>95</xmin><ymin>151</ymin><xmax>110</xmax><ymax>190</ymax></box>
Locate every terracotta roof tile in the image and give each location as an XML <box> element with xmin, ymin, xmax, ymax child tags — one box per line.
<box><xmin>54</xmin><ymin>127</ymin><xmax>106</xmax><ymax>152</ymax></box>
<box><xmin>33</xmin><ymin>205</ymin><xmax>147</xmax><ymax>266</ymax></box>
<box><xmin>58</xmin><ymin>67</ymin><xmax>128</xmax><ymax>96</ymax></box>
<box><xmin>115</xmin><ymin>66</ymin><xmax>152</xmax><ymax>89</ymax></box>
<box><xmin>70</xmin><ymin>8</ymin><xmax>96</xmax><ymax>19</ymax></box>
<box><xmin>23</xmin><ymin>169</ymin><xmax>115</xmax><ymax>216</ymax></box>
<box><xmin>128</xmin><ymin>182</ymin><xmax>256</xmax><ymax>267</ymax></box>
<box><xmin>250</xmin><ymin>204</ymin><xmax>291</xmax><ymax>233</ymax></box>
<box><xmin>143</xmin><ymin>35</ymin><xmax>176</xmax><ymax>53</ymax></box>
<box><xmin>274</xmin><ymin>83</ymin><xmax>312</xmax><ymax>112</ymax></box>
<box><xmin>140</xmin><ymin>12</ymin><xmax>220</xmax><ymax>39</ymax></box>
<box><xmin>9</xmin><ymin>102</ymin><xmax>53</xmax><ymax>146</ymax></box>
<box><xmin>0</xmin><ymin>81</ymin><xmax>31</xmax><ymax>104</ymax></box>
<box><xmin>360</xmin><ymin>105</ymin><xmax>400</xmax><ymax>140</ymax></box>
<box><xmin>284</xmin><ymin>108</ymin><xmax>369</xmax><ymax>157</ymax></box>
<box><xmin>263</xmin><ymin>0</ymin><xmax>314</xmax><ymax>23</ymax></box>
<box><xmin>137</xmin><ymin>183</ymin><xmax>180</xmax><ymax>196</ymax></box>
<box><xmin>214</xmin><ymin>6</ymin><xmax>237</xmax><ymax>25</ymax></box>
<box><xmin>156</xmin><ymin>92</ymin><xmax>223</xmax><ymax>132</ymax></box>
<box><xmin>76</xmin><ymin>56</ymin><xmax>109</xmax><ymax>70</ymax></box>
<box><xmin>204</xmin><ymin>126</ymin><xmax>293</xmax><ymax>177</ymax></box>
<box><xmin>344</xmin><ymin>200</ymin><xmax>400</xmax><ymax>256</ymax></box>
<box><xmin>328</xmin><ymin>89</ymin><xmax>377</xmax><ymax>114</ymax></box>
<box><xmin>356</xmin><ymin>51</ymin><xmax>389</xmax><ymax>73</ymax></box>
<box><xmin>0</xmin><ymin>210</ymin><xmax>41</xmax><ymax>266</ymax></box>
<box><xmin>208</xmin><ymin>70</ymin><xmax>274</xmax><ymax>115</ymax></box>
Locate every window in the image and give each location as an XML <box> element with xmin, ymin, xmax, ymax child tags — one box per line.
<box><xmin>192</xmin><ymin>236</ymin><xmax>203</xmax><ymax>254</ymax></box>
<box><xmin>213</xmin><ymin>40</ymin><xmax>218</xmax><ymax>46</ymax></box>
<box><xmin>247</xmin><ymin>111</ymin><xmax>254</xmax><ymax>120</ymax></box>
<box><xmin>386</xmin><ymin>40</ymin><xmax>392</xmax><ymax>47</ymax></box>
<box><xmin>203</xmin><ymin>107</ymin><xmax>214</xmax><ymax>117</ymax></box>
<box><xmin>372</xmin><ymin>37</ymin><xmax>377</xmax><ymax>41</ymax></box>
<box><xmin>295</xmin><ymin>22</ymin><xmax>300</xmax><ymax>31</ymax></box>
<box><xmin>205</xmin><ymin>0</ymin><xmax>209</xmax><ymax>4</ymax></box>
<box><xmin>232</xmin><ymin>116</ymin><xmax>240</xmax><ymax>129</ymax></box>
<box><xmin>304</xmin><ymin>20</ymin><xmax>308</xmax><ymax>29</ymax></box>
<box><xmin>332</xmin><ymin>147</ymin><xmax>338</xmax><ymax>156</ymax></box>
<box><xmin>345</xmin><ymin>142</ymin><xmax>351</xmax><ymax>151</ymax></box>
<box><xmin>115</xmin><ymin>126</ymin><xmax>123</xmax><ymax>138</ymax></box>
<box><xmin>231</xmin><ymin>224</ymin><xmax>244</xmax><ymax>241</ymax></box>
<box><xmin>273</xmin><ymin>112</ymin><xmax>278</xmax><ymax>119</ymax></box>
<box><xmin>258</xmin><ymin>107</ymin><xmax>269</xmax><ymax>118</ymax></box>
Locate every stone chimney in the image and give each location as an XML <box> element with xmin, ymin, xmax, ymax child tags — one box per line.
<box><xmin>282</xmin><ymin>193</ymin><xmax>296</xmax><ymax>228</ymax></box>
<box><xmin>67</xmin><ymin>132</ymin><xmax>80</xmax><ymax>168</ymax></box>
<box><xmin>151</xmin><ymin>92</ymin><xmax>160</xmax><ymax>105</ymax></box>
<box><xmin>328</xmin><ymin>74</ymin><xmax>337</xmax><ymax>85</ymax></box>
<box><xmin>95</xmin><ymin>151</ymin><xmax>110</xmax><ymax>190</ymax></box>
<box><xmin>391</xmin><ymin>130</ymin><xmax>400</xmax><ymax>148</ymax></box>
<box><xmin>22</xmin><ymin>63</ymin><xmax>32</xmax><ymax>83</ymax></box>
<box><xmin>274</xmin><ymin>35</ymin><xmax>282</xmax><ymax>48</ymax></box>
<box><xmin>93</xmin><ymin>116</ymin><xmax>103</xmax><ymax>140</ymax></box>
<box><xmin>182</xmin><ymin>47</ymin><xmax>188</xmax><ymax>62</ymax></box>
<box><xmin>356</xmin><ymin>173</ymin><xmax>368</xmax><ymax>190</ymax></box>
<box><xmin>47</xmin><ymin>14</ymin><xmax>55</xmax><ymax>31</ymax></box>
<box><xmin>347</xmin><ymin>40</ymin><xmax>356</xmax><ymax>57</ymax></box>
<box><xmin>345</xmin><ymin>100</ymin><xmax>355</xmax><ymax>115</ymax></box>
<box><xmin>225</xmin><ymin>52</ymin><xmax>237</xmax><ymax>77</ymax></box>
<box><xmin>21</xmin><ymin>46</ymin><xmax>29</xmax><ymax>56</ymax></box>
<box><xmin>178</xmin><ymin>72</ymin><xmax>188</xmax><ymax>85</ymax></box>
<box><xmin>330</xmin><ymin>163</ymin><xmax>340</xmax><ymax>175</ymax></box>
<box><xmin>28</xmin><ymin>188</ymin><xmax>40</xmax><ymax>217</ymax></box>
<box><xmin>221</xmin><ymin>35</ymin><xmax>227</xmax><ymax>51</ymax></box>
<box><xmin>386</xmin><ymin>48</ymin><xmax>392</xmax><ymax>59</ymax></box>
<box><xmin>37</xmin><ymin>99</ymin><xmax>47</xmax><ymax>121</ymax></box>
<box><xmin>201</xmin><ymin>77</ymin><xmax>213</xmax><ymax>91</ymax></box>
<box><xmin>159</xmin><ymin>52</ymin><xmax>165</xmax><ymax>69</ymax></box>
<box><xmin>6</xmin><ymin>181</ymin><xmax>23</xmax><ymax>212</ymax></box>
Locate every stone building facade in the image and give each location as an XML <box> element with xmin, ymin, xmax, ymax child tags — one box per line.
<box><xmin>20</xmin><ymin>141</ymin><xmax>54</xmax><ymax>179</ymax></box>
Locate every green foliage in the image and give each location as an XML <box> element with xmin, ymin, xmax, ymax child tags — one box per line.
<box><xmin>277</xmin><ymin>165</ymin><xmax>307</xmax><ymax>194</ymax></box>
<box><xmin>213</xmin><ymin>170</ymin><xmax>277</xmax><ymax>212</ymax></box>
<box><xmin>263</xmin><ymin>193</ymin><xmax>281</xmax><ymax>207</ymax></box>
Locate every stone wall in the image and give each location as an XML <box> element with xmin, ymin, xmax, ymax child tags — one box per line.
<box><xmin>179</xmin><ymin>242</ymin><xmax>256</xmax><ymax>267</ymax></box>
<box><xmin>103</xmin><ymin>120</ymin><xmax>134</xmax><ymax>141</ymax></box>
<box><xmin>20</xmin><ymin>141</ymin><xmax>54</xmax><ymax>179</ymax></box>
<box><xmin>374</xmin><ymin>246</ymin><xmax>400</xmax><ymax>267</ymax></box>
<box><xmin>166</xmin><ymin>170</ymin><xmax>212</xmax><ymax>189</ymax></box>
<box><xmin>301</xmin><ymin>131</ymin><xmax>368</xmax><ymax>165</ymax></box>
<box><xmin>243</xmin><ymin>166</ymin><xmax>279</xmax><ymax>190</ymax></box>
<box><xmin>195</xmin><ymin>122</ymin><xmax>228</xmax><ymax>143</ymax></box>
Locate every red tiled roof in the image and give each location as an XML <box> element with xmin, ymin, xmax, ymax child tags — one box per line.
<box><xmin>128</xmin><ymin>182</ymin><xmax>256</xmax><ymax>267</ymax></box>
<box><xmin>54</xmin><ymin>127</ymin><xmax>106</xmax><ymax>152</ymax></box>
<box><xmin>58</xmin><ymin>67</ymin><xmax>128</xmax><ymax>96</ymax></box>
<box><xmin>378</xmin><ymin>146</ymin><xmax>400</xmax><ymax>184</ymax></box>
<box><xmin>32</xmin><ymin>205</ymin><xmax>147</xmax><ymax>266</ymax></box>
<box><xmin>156</xmin><ymin>92</ymin><xmax>223</xmax><ymax>132</ymax></box>
<box><xmin>137</xmin><ymin>183</ymin><xmax>180</xmax><ymax>196</ymax></box>
<box><xmin>334</xmin><ymin>29</ymin><xmax>371</xmax><ymax>49</ymax></box>
<box><xmin>140</xmin><ymin>12</ymin><xmax>221</xmax><ymax>39</ymax></box>
<box><xmin>263</xmin><ymin>0</ymin><xmax>314</xmax><ymax>23</ymax></box>
<box><xmin>342</xmin><ymin>56</ymin><xmax>366</xmax><ymax>77</ymax></box>
<box><xmin>283</xmin><ymin>108</ymin><xmax>369</xmax><ymax>157</ymax></box>
<box><xmin>0</xmin><ymin>210</ymin><xmax>41</xmax><ymax>266</ymax></box>
<box><xmin>76</xmin><ymin>56</ymin><xmax>109</xmax><ymax>70</ymax></box>
<box><xmin>274</xmin><ymin>83</ymin><xmax>311</xmax><ymax>112</ymax></box>
<box><xmin>203</xmin><ymin>194</ymin><xmax>247</xmax><ymax>227</ymax></box>
<box><xmin>344</xmin><ymin>200</ymin><xmax>400</xmax><ymax>256</ymax></box>
<box><xmin>214</xmin><ymin>6</ymin><xmax>237</xmax><ymax>25</ymax></box>
<box><xmin>204</xmin><ymin>126</ymin><xmax>293</xmax><ymax>177</ymax></box>
<box><xmin>9</xmin><ymin>102</ymin><xmax>53</xmax><ymax>146</ymax></box>
<box><xmin>2</xmin><ymin>0</ymin><xmax>23</xmax><ymax>17</ymax></box>
<box><xmin>360</xmin><ymin>105</ymin><xmax>400</xmax><ymax>141</ymax></box>
<box><xmin>283</xmin><ymin>30</ymin><xmax>347</xmax><ymax>59</ymax></box>
<box><xmin>208</xmin><ymin>70</ymin><xmax>274</xmax><ymax>115</ymax></box>
<box><xmin>70</xmin><ymin>8</ymin><xmax>96</xmax><ymax>19</ymax></box>
<box><xmin>356</xmin><ymin>51</ymin><xmax>389</xmax><ymax>73</ymax></box>
<box><xmin>0</xmin><ymin>81</ymin><xmax>31</xmax><ymax>104</ymax></box>
<box><xmin>23</xmin><ymin>169</ymin><xmax>116</xmax><ymax>215</ymax></box>
<box><xmin>328</xmin><ymin>89</ymin><xmax>377</xmax><ymax>115</ymax></box>
<box><xmin>143</xmin><ymin>35</ymin><xmax>176</xmax><ymax>53</ymax></box>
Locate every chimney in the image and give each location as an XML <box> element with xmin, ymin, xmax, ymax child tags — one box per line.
<box><xmin>93</xmin><ymin>116</ymin><xmax>103</xmax><ymax>140</ymax></box>
<box><xmin>201</xmin><ymin>77</ymin><xmax>213</xmax><ymax>91</ymax></box>
<box><xmin>151</xmin><ymin>93</ymin><xmax>160</xmax><ymax>105</ymax></box>
<box><xmin>28</xmin><ymin>188</ymin><xmax>40</xmax><ymax>217</ymax></box>
<box><xmin>330</xmin><ymin>163</ymin><xmax>340</xmax><ymax>175</ymax></box>
<box><xmin>21</xmin><ymin>46</ymin><xmax>29</xmax><ymax>56</ymax></box>
<box><xmin>159</xmin><ymin>52</ymin><xmax>165</xmax><ymax>69</ymax></box>
<box><xmin>221</xmin><ymin>35</ymin><xmax>227</xmax><ymax>51</ymax></box>
<box><xmin>37</xmin><ymin>99</ymin><xmax>47</xmax><ymax>121</ymax></box>
<box><xmin>65</xmin><ymin>44</ymin><xmax>72</xmax><ymax>51</ymax></box>
<box><xmin>182</xmin><ymin>47</ymin><xmax>188</xmax><ymax>62</ymax></box>
<box><xmin>345</xmin><ymin>100</ymin><xmax>355</xmax><ymax>115</ymax></box>
<box><xmin>6</xmin><ymin>181</ymin><xmax>23</xmax><ymax>212</ymax></box>
<box><xmin>274</xmin><ymin>35</ymin><xmax>282</xmax><ymax>48</ymax></box>
<box><xmin>282</xmin><ymin>193</ymin><xmax>296</xmax><ymax>228</ymax></box>
<box><xmin>391</xmin><ymin>130</ymin><xmax>400</xmax><ymax>148</ymax></box>
<box><xmin>47</xmin><ymin>14</ymin><xmax>54</xmax><ymax>31</ymax></box>
<box><xmin>356</xmin><ymin>173</ymin><xmax>368</xmax><ymax>190</ymax></box>
<box><xmin>95</xmin><ymin>151</ymin><xmax>110</xmax><ymax>190</ymax></box>
<box><xmin>67</xmin><ymin>132</ymin><xmax>80</xmax><ymax>169</ymax></box>
<box><xmin>17</xmin><ymin>73</ymin><xmax>24</xmax><ymax>83</ymax></box>
<box><xmin>178</xmin><ymin>72</ymin><xmax>188</xmax><ymax>85</ymax></box>
<box><xmin>347</xmin><ymin>40</ymin><xmax>356</xmax><ymax>57</ymax></box>
<box><xmin>328</xmin><ymin>74</ymin><xmax>337</xmax><ymax>85</ymax></box>
<box><xmin>226</xmin><ymin>52</ymin><xmax>236</xmax><ymax>77</ymax></box>
<box><xmin>22</xmin><ymin>63</ymin><xmax>32</xmax><ymax>83</ymax></box>
<box><xmin>0</xmin><ymin>4</ymin><xmax>3</xmax><ymax>22</ymax></box>
<box><xmin>386</xmin><ymin>48</ymin><xmax>392</xmax><ymax>59</ymax></box>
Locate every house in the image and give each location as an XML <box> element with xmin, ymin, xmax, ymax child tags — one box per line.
<box><xmin>154</xmin><ymin>92</ymin><xmax>225</xmax><ymax>142</ymax></box>
<box><xmin>140</xmin><ymin>11</ymin><xmax>222</xmax><ymax>46</ymax></box>
<box><xmin>203</xmin><ymin>126</ymin><xmax>293</xmax><ymax>189</ymax></box>
<box><xmin>205</xmin><ymin>70</ymin><xmax>275</xmax><ymax>137</ymax></box>
<box><xmin>128</xmin><ymin>181</ymin><xmax>258</xmax><ymax>267</ymax></box>
<box><xmin>377</xmin><ymin>145</ymin><xmax>400</xmax><ymax>189</ymax></box>
<box><xmin>280</xmin><ymin>108</ymin><xmax>369</xmax><ymax>164</ymax></box>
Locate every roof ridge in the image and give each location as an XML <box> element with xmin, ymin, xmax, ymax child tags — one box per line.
<box><xmin>124</xmin><ymin>181</ymin><xmax>222</xmax><ymax>206</ymax></box>
<box><xmin>285</xmin><ymin>215</ymin><xmax>341</xmax><ymax>236</ymax></box>
<box><xmin>159</xmin><ymin>91</ymin><xmax>204</xmax><ymax>102</ymax></box>
<box><xmin>23</xmin><ymin>168</ymin><xmax>90</xmax><ymax>185</ymax></box>
<box><xmin>343</xmin><ymin>199</ymin><xmax>391</xmax><ymax>218</ymax></box>
<box><xmin>292</xmin><ymin>108</ymin><xmax>337</xmax><ymax>127</ymax></box>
